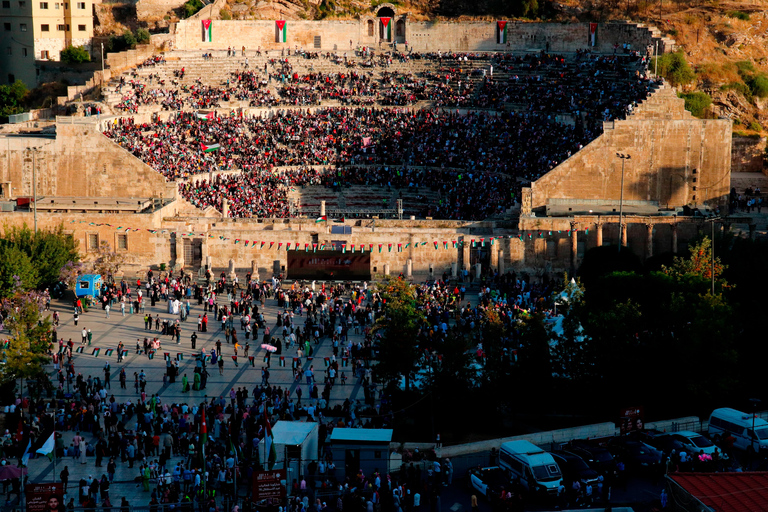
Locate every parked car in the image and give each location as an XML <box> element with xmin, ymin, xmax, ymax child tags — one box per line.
<box><xmin>651</xmin><ymin>431</ymin><xmax>724</xmax><ymax>458</ymax></box>
<box><xmin>551</xmin><ymin>451</ymin><xmax>600</xmax><ymax>485</ymax></box>
<box><xmin>566</xmin><ymin>443</ymin><xmax>616</xmax><ymax>473</ymax></box>
<box><xmin>607</xmin><ymin>437</ymin><xmax>663</xmax><ymax>472</ymax></box>
<box><xmin>467</xmin><ymin>466</ymin><xmax>509</xmax><ymax>501</ymax></box>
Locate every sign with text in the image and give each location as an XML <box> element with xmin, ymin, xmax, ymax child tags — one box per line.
<box><xmin>253</xmin><ymin>469</ymin><xmax>287</xmax><ymax>501</ymax></box>
<box><xmin>287</xmin><ymin>251</ymin><xmax>370</xmax><ymax>280</ymax></box>
<box><xmin>26</xmin><ymin>483</ymin><xmax>64</xmax><ymax>512</ymax></box>
<box><xmin>619</xmin><ymin>406</ymin><xmax>645</xmax><ymax>434</ymax></box>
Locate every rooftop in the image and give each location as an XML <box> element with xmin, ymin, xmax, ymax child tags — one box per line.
<box><xmin>330</xmin><ymin>428</ymin><xmax>393</xmax><ymax>444</ymax></box>
<box><xmin>669</xmin><ymin>472</ymin><xmax>768</xmax><ymax>512</ymax></box>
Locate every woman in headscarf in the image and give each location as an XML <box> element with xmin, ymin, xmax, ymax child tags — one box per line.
<box><xmin>182</xmin><ymin>374</ymin><xmax>189</xmax><ymax>392</ymax></box>
<box><xmin>193</xmin><ymin>372</ymin><xmax>201</xmax><ymax>391</ymax></box>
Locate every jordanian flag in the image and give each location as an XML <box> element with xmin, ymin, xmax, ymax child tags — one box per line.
<box><xmin>202</xmin><ymin>143</ymin><xmax>220</xmax><ymax>153</ymax></box>
<box><xmin>276</xmin><ymin>20</ymin><xmax>287</xmax><ymax>43</ymax></box>
<box><xmin>200</xmin><ymin>407</ymin><xmax>208</xmax><ymax>463</ymax></box>
<box><xmin>497</xmin><ymin>20</ymin><xmax>508</xmax><ymax>45</ymax></box>
<box><xmin>202</xmin><ymin>20</ymin><xmax>212</xmax><ymax>43</ymax></box>
<box><xmin>381</xmin><ymin>17</ymin><xmax>392</xmax><ymax>40</ymax></box>
<box><xmin>315</xmin><ymin>216</ymin><xmax>327</xmax><ymax>223</ymax></box>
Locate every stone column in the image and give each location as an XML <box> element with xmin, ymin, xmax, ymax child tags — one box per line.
<box><xmin>383</xmin><ymin>264</ymin><xmax>390</xmax><ymax>276</ymax></box>
<box><xmin>228</xmin><ymin>259</ymin><xmax>236</xmax><ymax>280</ymax></box>
<box><xmin>406</xmin><ymin>259</ymin><xmax>413</xmax><ymax>279</ymax></box>
<box><xmin>490</xmin><ymin>245</ymin><xmax>499</xmax><ymax>270</ymax></box>
<box><xmin>498</xmin><ymin>250</ymin><xmax>505</xmax><ymax>275</ymax></box>
<box><xmin>320</xmin><ymin>200</ymin><xmax>326</xmax><ymax>218</ymax></box>
<box><xmin>175</xmin><ymin>233</ymin><xmax>185</xmax><ymax>269</ymax></box>
<box><xmin>621</xmin><ymin>221</ymin><xmax>628</xmax><ymax>247</ymax></box>
<box><xmin>475</xmin><ymin>263</ymin><xmax>481</xmax><ymax>279</ymax></box>
<box><xmin>570</xmin><ymin>223</ymin><xmax>578</xmax><ymax>272</ymax></box>
<box><xmin>206</xmin><ymin>255</ymin><xmax>212</xmax><ymax>270</ymax></box>
<box><xmin>451</xmin><ymin>262</ymin><xmax>457</xmax><ymax>278</ymax></box>
<box><xmin>646</xmin><ymin>224</ymin><xmax>654</xmax><ymax>259</ymax></box>
<box><xmin>251</xmin><ymin>260</ymin><xmax>258</xmax><ymax>281</ymax></box>
<box><xmin>222</xmin><ymin>198</ymin><xmax>229</xmax><ymax>218</ymax></box>
<box><xmin>671</xmin><ymin>223</ymin><xmax>678</xmax><ymax>254</ymax></box>
<box><xmin>462</xmin><ymin>241</ymin><xmax>470</xmax><ymax>271</ymax></box>
<box><xmin>596</xmin><ymin>221</ymin><xmax>603</xmax><ymax>248</ymax></box>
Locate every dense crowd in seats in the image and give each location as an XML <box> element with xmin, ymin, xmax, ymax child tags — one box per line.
<box><xmin>103</xmin><ymin>49</ymin><xmax>660</xmax><ymax>220</ymax></box>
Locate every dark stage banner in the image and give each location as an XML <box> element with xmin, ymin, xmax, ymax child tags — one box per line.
<box><xmin>287</xmin><ymin>251</ymin><xmax>371</xmax><ymax>280</ymax></box>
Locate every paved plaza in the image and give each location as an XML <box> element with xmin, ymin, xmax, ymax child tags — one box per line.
<box><xmin>21</xmin><ymin>277</ymin><xmax>394</xmax><ymax>509</ymax></box>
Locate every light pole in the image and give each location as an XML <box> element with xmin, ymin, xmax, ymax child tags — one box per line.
<box><xmin>750</xmin><ymin>398</ymin><xmax>761</xmax><ymax>456</ymax></box>
<box><xmin>616</xmin><ymin>153</ymin><xmax>631</xmax><ymax>252</ymax></box>
<box><xmin>26</xmin><ymin>146</ymin><xmax>40</xmax><ymax>234</ymax></box>
<box><xmin>101</xmin><ymin>42</ymin><xmax>105</xmax><ymax>84</ymax></box>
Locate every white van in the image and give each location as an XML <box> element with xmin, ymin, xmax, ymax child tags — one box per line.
<box><xmin>499</xmin><ymin>440</ymin><xmax>563</xmax><ymax>496</ymax></box>
<box><xmin>708</xmin><ymin>407</ymin><xmax>768</xmax><ymax>453</ymax></box>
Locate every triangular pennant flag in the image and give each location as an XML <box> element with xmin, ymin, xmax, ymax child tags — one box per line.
<box><xmin>434</xmin><ymin>241</ymin><xmax>438</xmax><ymax>250</ymax></box>
<box><xmin>379</xmin><ymin>244</ymin><xmax>383</xmax><ymax>253</ymax></box>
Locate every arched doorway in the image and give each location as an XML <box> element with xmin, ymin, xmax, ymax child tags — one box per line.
<box><xmin>376</xmin><ymin>6</ymin><xmax>394</xmax><ymax>17</ymax></box>
<box><xmin>395</xmin><ymin>18</ymin><xmax>405</xmax><ymax>43</ymax></box>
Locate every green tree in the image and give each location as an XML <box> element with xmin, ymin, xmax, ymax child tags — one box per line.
<box><xmin>515</xmin><ymin>311</ymin><xmax>553</xmax><ymax>389</ymax></box>
<box><xmin>0</xmin><ymin>245</ymin><xmax>38</xmax><ymax>298</ymax></box>
<box><xmin>372</xmin><ymin>277</ymin><xmax>424</xmax><ymax>390</ymax></box>
<box><xmin>60</xmin><ymin>45</ymin><xmax>91</xmax><ymax>64</ymax></box>
<box><xmin>679</xmin><ymin>92</ymin><xmax>712</xmax><ymax>118</ymax></box>
<box><xmin>182</xmin><ymin>0</ymin><xmax>204</xmax><ymax>18</ymax></box>
<box><xmin>0</xmin><ymin>80</ymin><xmax>28</xmax><ymax>117</ymax></box>
<box><xmin>654</xmin><ymin>51</ymin><xmax>695</xmax><ymax>86</ymax></box>
<box><xmin>2</xmin><ymin>224</ymin><xmax>79</xmax><ymax>289</ymax></box>
<box><xmin>662</xmin><ymin>236</ymin><xmax>726</xmax><ymax>289</ymax></box>
<box><xmin>480</xmin><ymin>308</ymin><xmax>509</xmax><ymax>387</ymax></box>
<box><xmin>122</xmin><ymin>30</ymin><xmax>137</xmax><ymax>49</ymax></box>
<box><xmin>0</xmin><ymin>287</ymin><xmax>52</xmax><ymax>386</ymax></box>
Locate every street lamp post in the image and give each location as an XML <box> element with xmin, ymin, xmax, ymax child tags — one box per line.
<box><xmin>750</xmin><ymin>398</ymin><xmax>761</xmax><ymax>456</ymax></box>
<box><xmin>616</xmin><ymin>153</ymin><xmax>631</xmax><ymax>252</ymax></box>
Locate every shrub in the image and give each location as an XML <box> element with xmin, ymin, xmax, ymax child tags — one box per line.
<box><xmin>721</xmin><ymin>81</ymin><xmax>753</xmax><ymax>101</ymax></box>
<box><xmin>747</xmin><ymin>74</ymin><xmax>768</xmax><ymax>98</ymax></box>
<box><xmin>654</xmin><ymin>51</ymin><xmax>695</xmax><ymax>86</ymax></box>
<box><xmin>135</xmin><ymin>28</ymin><xmax>150</xmax><ymax>44</ymax></box>
<box><xmin>219</xmin><ymin>8</ymin><xmax>231</xmax><ymax>19</ymax></box>
<box><xmin>679</xmin><ymin>91</ymin><xmax>712</xmax><ymax>118</ymax></box>
<box><xmin>182</xmin><ymin>0</ymin><xmax>204</xmax><ymax>18</ymax></box>
<box><xmin>60</xmin><ymin>45</ymin><xmax>91</xmax><ymax>64</ymax></box>
<box><xmin>122</xmin><ymin>30</ymin><xmax>137</xmax><ymax>49</ymax></box>
<box><xmin>727</xmin><ymin>10</ymin><xmax>750</xmax><ymax>21</ymax></box>
<box><xmin>748</xmin><ymin>121</ymin><xmax>762</xmax><ymax>132</ymax></box>
<box><xmin>735</xmin><ymin>60</ymin><xmax>755</xmax><ymax>76</ymax></box>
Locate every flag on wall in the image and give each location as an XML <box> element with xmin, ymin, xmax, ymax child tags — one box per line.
<box><xmin>589</xmin><ymin>23</ymin><xmax>597</xmax><ymax>47</ymax></box>
<box><xmin>381</xmin><ymin>17</ymin><xmax>392</xmax><ymax>40</ymax></box>
<box><xmin>497</xmin><ymin>20</ymin><xmax>508</xmax><ymax>44</ymax></box>
<box><xmin>202</xmin><ymin>20</ymin><xmax>212</xmax><ymax>43</ymax></box>
<box><xmin>276</xmin><ymin>20</ymin><xmax>287</xmax><ymax>43</ymax></box>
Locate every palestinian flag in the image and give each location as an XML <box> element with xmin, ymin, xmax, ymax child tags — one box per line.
<box><xmin>381</xmin><ymin>17</ymin><xmax>392</xmax><ymax>40</ymax></box>
<box><xmin>76</xmin><ymin>346</ymin><xmax>84</xmax><ymax>354</ymax></box>
<box><xmin>276</xmin><ymin>20</ymin><xmax>287</xmax><ymax>43</ymax></box>
<box><xmin>279</xmin><ymin>357</ymin><xmax>285</xmax><ymax>367</ymax></box>
<box><xmin>324</xmin><ymin>357</ymin><xmax>330</xmax><ymax>367</ymax></box>
<box><xmin>590</xmin><ymin>23</ymin><xmax>597</xmax><ymax>47</ymax></box>
<box><xmin>202</xmin><ymin>143</ymin><xmax>220</xmax><ymax>153</ymax></box>
<box><xmin>497</xmin><ymin>20</ymin><xmax>508</xmax><ymax>45</ymax></box>
<box><xmin>35</xmin><ymin>428</ymin><xmax>55</xmax><ymax>461</ymax></box>
<box><xmin>104</xmin><ymin>349</ymin><xmax>114</xmax><ymax>357</ymax></box>
<box><xmin>92</xmin><ymin>348</ymin><xmax>100</xmax><ymax>357</ymax></box>
<box><xmin>202</xmin><ymin>19</ymin><xmax>212</xmax><ymax>43</ymax></box>
<box><xmin>2</xmin><ymin>341</ymin><xmax>9</xmax><ymax>349</ymax></box>
<box><xmin>249</xmin><ymin>355</ymin><xmax>255</xmax><ymax>367</ymax></box>
<box><xmin>263</xmin><ymin>354</ymin><xmax>269</xmax><ymax>363</ymax></box>
<box><xmin>342</xmin><ymin>357</ymin><xmax>348</xmax><ymax>367</ymax></box>
<box><xmin>293</xmin><ymin>358</ymin><xmax>299</xmax><ymax>368</ymax></box>
<box><xmin>164</xmin><ymin>352</ymin><xmax>171</xmax><ymax>361</ymax></box>
<box><xmin>265</xmin><ymin>409</ymin><xmax>277</xmax><ymax>469</ymax></box>
<box><xmin>196</xmin><ymin>112</ymin><xmax>214</xmax><ymax>121</ymax></box>
<box><xmin>177</xmin><ymin>353</ymin><xmax>183</xmax><ymax>361</ymax></box>
<box><xmin>200</xmin><ymin>407</ymin><xmax>208</xmax><ymax>463</ymax></box>
<box><xmin>148</xmin><ymin>350</ymin><xmax>155</xmax><ymax>360</ymax></box>
<box><xmin>316</xmin><ymin>216</ymin><xmax>327</xmax><ymax>223</ymax></box>
<box><xmin>121</xmin><ymin>349</ymin><xmax>129</xmax><ymax>358</ymax></box>
<box><xmin>232</xmin><ymin>356</ymin><xmax>238</xmax><ymax>366</ymax></box>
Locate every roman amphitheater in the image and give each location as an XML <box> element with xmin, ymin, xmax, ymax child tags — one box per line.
<box><xmin>0</xmin><ymin>10</ymin><xmax>744</xmax><ymax>281</ymax></box>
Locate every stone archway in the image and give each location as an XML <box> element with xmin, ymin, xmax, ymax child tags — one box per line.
<box><xmin>376</xmin><ymin>5</ymin><xmax>395</xmax><ymax>17</ymax></box>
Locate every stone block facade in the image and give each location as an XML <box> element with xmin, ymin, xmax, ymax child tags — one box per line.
<box><xmin>731</xmin><ymin>136</ymin><xmax>766</xmax><ymax>174</ymax></box>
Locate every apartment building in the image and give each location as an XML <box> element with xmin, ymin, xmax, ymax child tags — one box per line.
<box><xmin>0</xmin><ymin>0</ymin><xmax>93</xmax><ymax>87</ymax></box>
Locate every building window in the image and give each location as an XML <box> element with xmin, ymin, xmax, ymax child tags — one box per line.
<box><xmin>8</xmin><ymin>74</ymin><xmax>15</xmax><ymax>83</ymax></box>
<box><xmin>41</xmin><ymin>50</ymin><xmax>49</xmax><ymax>59</ymax></box>
<box><xmin>88</xmin><ymin>233</ymin><xmax>98</xmax><ymax>250</ymax></box>
<box><xmin>3</xmin><ymin>23</ymin><xmax>9</xmax><ymax>30</ymax></box>
<box><xmin>18</xmin><ymin>1</ymin><xmax>26</xmax><ymax>6</ymax></box>
<box><xmin>39</xmin><ymin>1</ymin><xmax>47</xmax><ymax>7</ymax></box>
<box><xmin>367</xmin><ymin>20</ymin><xmax>374</xmax><ymax>36</ymax></box>
<box><xmin>41</xmin><ymin>24</ymin><xmax>49</xmax><ymax>31</ymax></box>
<box><xmin>55</xmin><ymin>1</ymin><xmax>58</xmax><ymax>6</ymax></box>
<box><xmin>20</xmin><ymin>23</ymin><xmax>27</xmax><ymax>31</ymax></box>
<box><xmin>57</xmin><ymin>24</ymin><xmax>64</xmax><ymax>30</ymax></box>
<box><xmin>117</xmin><ymin>234</ymin><xmax>127</xmax><ymax>250</ymax></box>
<box><xmin>78</xmin><ymin>24</ymin><xmax>85</xmax><ymax>31</ymax></box>
<box><xmin>1</xmin><ymin>1</ymin><xmax>9</xmax><ymax>7</ymax></box>
<box><xmin>22</xmin><ymin>48</ymin><xmax>27</xmax><ymax>56</ymax></box>
<box><xmin>76</xmin><ymin>1</ymin><xmax>83</xmax><ymax>7</ymax></box>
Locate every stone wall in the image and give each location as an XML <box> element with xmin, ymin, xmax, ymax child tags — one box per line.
<box><xmin>172</xmin><ymin>19</ymin><xmax>673</xmax><ymax>54</ymax></box>
<box><xmin>0</xmin><ymin>120</ymin><xmax>175</xmax><ymax>199</ymax></box>
<box><xmin>731</xmin><ymin>135</ymin><xmax>766</xmax><ymax>174</ymax></box>
<box><xmin>528</xmin><ymin>86</ymin><xmax>732</xmax><ymax>211</ymax></box>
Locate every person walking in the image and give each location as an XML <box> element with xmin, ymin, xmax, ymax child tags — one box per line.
<box><xmin>105</xmin><ymin>303</ymin><xmax>110</xmax><ymax>318</ymax></box>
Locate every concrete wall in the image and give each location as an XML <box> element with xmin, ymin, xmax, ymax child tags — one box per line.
<box><xmin>172</xmin><ymin>19</ymin><xmax>674</xmax><ymax>54</ymax></box>
<box><xmin>529</xmin><ymin>86</ymin><xmax>732</xmax><ymax>211</ymax></box>
<box><xmin>731</xmin><ymin>135</ymin><xmax>766</xmax><ymax>174</ymax></box>
<box><xmin>0</xmin><ymin>120</ymin><xmax>174</xmax><ymax>199</ymax></box>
